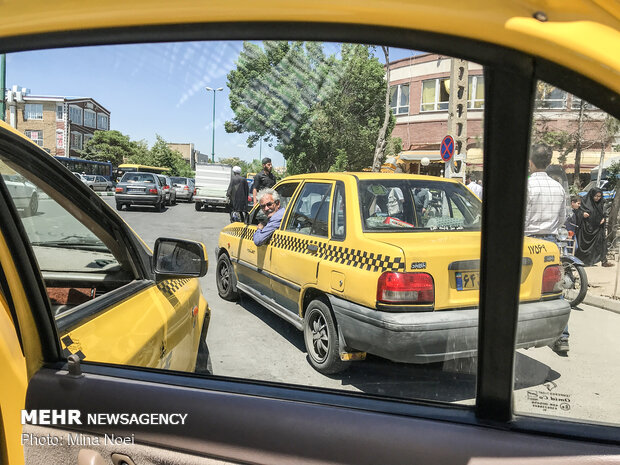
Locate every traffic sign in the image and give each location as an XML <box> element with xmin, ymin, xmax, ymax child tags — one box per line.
<box><xmin>440</xmin><ymin>135</ymin><xmax>455</xmax><ymax>162</ymax></box>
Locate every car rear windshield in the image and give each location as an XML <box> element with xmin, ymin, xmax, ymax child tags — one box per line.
<box><xmin>120</xmin><ymin>173</ymin><xmax>156</xmax><ymax>183</ymax></box>
<box><xmin>170</xmin><ymin>177</ymin><xmax>187</xmax><ymax>184</ymax></box>
<box><xmin>359</xmin><ymin>179</ymin><xmax>481</xmax><ymax>231</ymax></box>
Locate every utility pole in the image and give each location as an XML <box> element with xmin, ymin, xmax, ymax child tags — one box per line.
<box><xmin>1</xmin><ymin>54</ymin><xmax>6</xmax><ymax>122</ymax></box>
<box><xmin>446</xmin><ymin>58</ymin><xmax>468</xmax><ymax>180</ymax></box>
<box><xmin>205</xmin><ymin>87</ymin><xmax>223</xmax><ymax>163</ymax></box>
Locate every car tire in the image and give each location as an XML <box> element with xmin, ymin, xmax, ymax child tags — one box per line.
<box><xmin>216</xmin><ymin>254</ymin><xmax>239</xmax><ymax>301</ymax></box>
<box><xmin>194</xmin><ymin>317</ymin><xmax>212</xmax><ymax>375</ymax></box>
<box><xmin>303</xmin><ymin>298</ymin><xmax>348</xmax><ymax>375</ymax></box>
<box><xmin>116</xmin><ymin>202</ymin><xmax>123</xmax><ymax>211</ymax></box>
<box><xmin>172</xmin><ymin>196</ymin><xmax>177</xmax><ymax>205</ymax></box>
<box><xmin>106</xmin><ymin>186</ymin><xmax>112</xmax><ymax>192</ymax></box>
<box><xmin>156</xmin><ymin>201</ymin><xmax>164</xmax><ymax>212</ymax></box>
<box><xmin>195</xmin><ymin>202</ymin><xmax>202</xmax><ymax>211</ymax></box>
<box><xmin>24</xmin><ymin>193</ymin><xmax>38</xmax><ymax>217</ymax></box>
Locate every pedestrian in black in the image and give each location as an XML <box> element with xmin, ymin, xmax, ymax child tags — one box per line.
<box><xmin>575</xmin><ymin>187</ymin><xmax>613</xmax><ymax>267</ymax></box>
<box><xmin>227</xmin><ymin>166</ymin><xmax>249</xmax><ymax>223</ymax></box>
<box><xmin>252</xmin><ymin>157</ymin><xmax>276</xmax><ymax>205</ymax></box>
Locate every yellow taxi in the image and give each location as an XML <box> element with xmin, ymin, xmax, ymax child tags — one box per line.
<box><xmin>0</xmin><ymin>120</ymin><xmax>212</xmax><ymax>373</ymax></box>
<box><xmin>216</xmin><ymin>172</ymin><xmax>570</xmax><ymax>373</ymax></box>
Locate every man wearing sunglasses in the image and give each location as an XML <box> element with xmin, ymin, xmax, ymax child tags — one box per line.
<box><xmin>253</xmin><ymin>188</ymin><xmax>285</xmax><ymax>246</ymax></box>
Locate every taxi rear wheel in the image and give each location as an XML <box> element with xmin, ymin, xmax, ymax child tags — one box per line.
<box><xmin>303</xmin><ymin>299</ymin><xmax>348</xmax><ymax>374</ymax></box>
<box><xmin>216</xmin><ymin>254</ymin><xmax>239</xmax><ymax>301</ymax></box>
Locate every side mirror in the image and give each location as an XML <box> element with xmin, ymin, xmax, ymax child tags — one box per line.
<box><xmin>153</xmin><ymin>238</ymin><xmax>208</xmax><ymax>280</ymax></box>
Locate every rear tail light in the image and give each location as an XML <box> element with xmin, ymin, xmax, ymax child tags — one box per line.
<box><xmin>377</xmin><ymin>272</ymin><xmax>434</xmax><ymax>305</ymax></box>
<box><xmin>193</xmin><ymin>188</ymin><xmax>197</xmax><ymax>195</ymax></box>
<box><xmin>115</xmin><ymin>187</ymin><xmax>123</xmax><ymax>193</ymax></box>
<box><xmin>164</xmin><ymin>185</ymin><xmax>169</xmax><ymax>189</ymax></box>
<box><xmin>149</xmin><ymin>188</ymin><xmax>158</xmax><ymax>194</ymax></box>
<box><xmin>542</xmin><ymin>265</ymin><xmax>562</xmax><ymax>293</ymax></box>
<box><xmin>184</xmin><ymin>186</ymin><xmax>189</xmax><ymax>190</ymax></box>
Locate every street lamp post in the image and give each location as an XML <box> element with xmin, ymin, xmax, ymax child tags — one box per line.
<box><xmin>205</xmin><ymin>87</ymin><xmax>223</xmax><ymax>163</ymax></box>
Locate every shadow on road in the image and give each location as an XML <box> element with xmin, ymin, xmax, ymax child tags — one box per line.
<box><xmin>234</xmin><ymin>296</ymin><xmax>561</xmax><ymax>403</ymax></box>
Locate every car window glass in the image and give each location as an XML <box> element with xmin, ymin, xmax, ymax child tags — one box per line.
<box><xmin>251</xmin><ymin>181</ymin><xmax>300</xmax><ymax>225</ymax></box>
<box><xmin>515</xmin><ymin>80</ymin><xmax>620</xmax><ymax>426</ymax></box>
<box><xmin>0</xmin><ymin>154</ymin><xmax>135</xmax><ymax>320</ymax></box>
<box><xmin>121</xmin><ymin>173</ymin><xmax>155</xmax><ymax>183</ymax></box>
<box><xmin>332</xmin><ymin>182</ymin><xmax>346</xmax><ymax>240</ymax></box>
<box><xmin>285</xmin><ymin>182</ymin><xmax>332</xmax><ymax>236</ymax></box>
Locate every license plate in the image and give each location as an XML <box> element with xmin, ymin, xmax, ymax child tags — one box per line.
<box><xmin>455</xmin><ymin>272</ymin><xmax>479</xmax><ymax>290</ymax></box>
<box><xmin>128</xmin><ymin>188</ymin><xmax>143</xmax><ymax>193</ymax></box>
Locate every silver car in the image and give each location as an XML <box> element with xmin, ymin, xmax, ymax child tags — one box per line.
<box><xmin>170</xmin><ymin>176</ymin><xmax>195</xmax><ymax>202</ymax></box>
<box><xmin>84</xmin><ymin>174</ymin><xmax>114</xmax><ymax>191</ymax></box>
<box><xmin>2</xmin><ymin>173</ymin><xmax>38</xmax><ymax>216</ymax></box>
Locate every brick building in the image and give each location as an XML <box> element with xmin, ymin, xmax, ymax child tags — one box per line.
<box><xmin>387</xmin><ymin>54</ymin><xmax>617</xmax><ymax>178</ymax></box>
<box><xmin>3</xmin><ymin>85</ymin><xmax>110</xmax><ymax>157</ymax></box>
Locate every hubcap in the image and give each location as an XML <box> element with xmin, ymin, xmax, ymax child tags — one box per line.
<box><xmin>309</xmin><ymin>312</ymin><xmax>328</xmax><ymax>362</ymax></box>
<box><xmin>219</xmin><ymin>261</ymin><xmax>230</xmax><ymax>291</ymax></box>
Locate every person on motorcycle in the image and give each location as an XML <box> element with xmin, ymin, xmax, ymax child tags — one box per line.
<box><xmin>524</xmin><ymin>144</ymin><xmax>570</xmax><ymax>354</ymax></box>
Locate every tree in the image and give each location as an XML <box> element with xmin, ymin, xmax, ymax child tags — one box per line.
<box><xmin>219</xmin><ymin>157</ymin><xmax>250</xmax><ymax>176</ymax></box>
<box><xmin>149</xmin><ymin>135</ymin><xmax>194</xmax><ymax>177</ymax></box>
<box><xmin>80</xmin><ymin>130</ymin><xmax>145</xmax><ymax>166</ymax></box>
<box><xmin>225</xmin><ymin>41</ymin><xmax>391</xmax><ymax>174</ymax></box>
<box><xmin>371</xmin><ymin>46</ymin><xmax>392</xmax><ymax>172</ymax></box>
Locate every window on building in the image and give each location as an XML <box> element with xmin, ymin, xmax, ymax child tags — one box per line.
<box><xmin>69</xmin><ymin>105</ymin><xmax>83</xmax><ymax>125</ymax></box>
<box><xmin>390</xmin><ymin>84</ymin><xmax>409</xmax><ymax>115</ymax></box>
<box><xmin>84</xmin><ymin>134</ymin><xmax>94</xmax><ymax>146</ymax></box>
<box><xmin>84</xmin><ymin>109</ymin><xmax>96</xmax><ymax>128</ymax></box>
<box><xmin>535</xmin><ymin>83</ymin><xmax>566</xmax><ymax>109</ymax></box>
<box><xmin>24</xmin><ymin>130</ymin><xmax>43</xmax><ymax>147</ymax></box>
<box><xmin>56</xmin><ymin>104</ymin><xmax>64</xmax><ymax>121</ymax></box>
<box><xmin>468</xmin><ymin>75</ymin><xmax>485</xmax><ymax>109</ymax></box>
<box><xmin>24</xmin><ymin>104</ymin><xmax>43</xmax><ymax>120</ymax></box>
<box><xmin>97</xmin><ymin>113</ymin><xmax>109</xmax><ymax>130</ymax></box>
<box><xmin>421</xmin><ymin>78</ymin><xmax>450</xmax><ymax>111</ymax></box>
<box><xmin>70</xmin><ymin>131</ymin><xmax>83</xmax><ymax>150</ymax></box>
<box><xmin>56</xmin><ymin>130</ymin><xmax>64</xmax><ymax>148</ymax></box>
<box><xmin>570</xmin><ymin>96</ymin><xmax>598</xmax><ymax>111</ymax></box>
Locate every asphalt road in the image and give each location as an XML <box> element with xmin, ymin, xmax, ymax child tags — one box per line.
<box><xmin>102</xmin><ymin>197</ymin><xmax>620</xmax><ymax>424</ymax></box>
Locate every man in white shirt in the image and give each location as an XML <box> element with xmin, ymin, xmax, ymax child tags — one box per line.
<box><xmin>524</xmin><ymin>145</ymin><xmax>566</xmax><ymax>237</ymax></box>
<box><xmin>524</xmin><ymin>144</ymin><xmax>568</xmax><ymax>354</ymax></box>
<box><xmin>466</xmin><ymin>174</ymin><xmax>483</xmax><ymax>199</ymax></box>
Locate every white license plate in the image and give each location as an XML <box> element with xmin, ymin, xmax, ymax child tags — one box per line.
<box><xmin>455</xmin><ymin>272</ymin><xmax>480</xmax><ymax>290</ymax></box>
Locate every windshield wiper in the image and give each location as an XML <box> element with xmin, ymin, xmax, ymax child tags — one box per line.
<box><xmin>31</xmin><ymin>235</ymin><xmax>107</xmax><ymax>250</ymax></box>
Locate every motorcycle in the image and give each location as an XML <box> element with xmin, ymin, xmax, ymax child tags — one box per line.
<box><xmin>556</xmin><ymin>227</ymin><xmax>588</xmax><ymax>307</ymax></box>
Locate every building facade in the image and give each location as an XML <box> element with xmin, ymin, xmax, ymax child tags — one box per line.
<box><xmin>387</xmin><ymin>54</ymin><xmax>617</xmax><ymax>179</ymax></box>
<box><xmin>3</xmin><ymin>85</ymin><xmax>110</xmax><ymax>158</ymax></box>
<box><xmin>167</xmin><ymin>142</ymin><xmax>196</xmax><ymax>169</ymax></box>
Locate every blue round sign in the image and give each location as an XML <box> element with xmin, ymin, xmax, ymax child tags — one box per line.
<box><xmin>440</xmin><ymin>135</ymin><xmax>455</xmax><ymax>162</ymax></box>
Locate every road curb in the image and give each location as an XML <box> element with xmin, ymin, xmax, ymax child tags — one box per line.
<box><xmin>583</xmin><ymin>293</ymin><xmax>620</xmax><ymax>314</ymax></box>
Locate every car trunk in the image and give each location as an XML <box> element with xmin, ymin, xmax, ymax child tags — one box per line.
<box><xmin>369</xmin><ymin>232</ymin><xmax>553</xmax><ymax>311</ymax></box>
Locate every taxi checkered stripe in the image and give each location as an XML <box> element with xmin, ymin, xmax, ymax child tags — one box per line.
<box><xmin>157</xmin><ymin>278</ymin><xmax>191</xmax><ymax>307</ymax></box>
<box><xmin>223</xmin><ymin>226</ymin><xmax>254</xmax><ymax>241</ymax></box>
<box><xmin>61</xmin><ymin>335</ymin><xmax>85</xmax><ymax>360</ymax></box>
<box><xmin>271</xmin><ymin>232</ymin><xmax>405</xmax><ymax>273</ymax></box>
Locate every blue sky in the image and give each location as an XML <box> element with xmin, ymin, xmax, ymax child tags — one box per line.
<box><xmin>6</xmin><ymin>41</ymin><xmax>417</xmax><ymax>168</ymax></box>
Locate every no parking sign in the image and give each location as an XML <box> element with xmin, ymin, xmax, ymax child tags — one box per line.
<box><xmin>440</xmin><ymin>135</ymin><xmax>455</xmax><ymax>162</ymax></box>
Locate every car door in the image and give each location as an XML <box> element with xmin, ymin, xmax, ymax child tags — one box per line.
<box><xmin>0</xmin><ymin>133</ymin><xmax>206</xmax><ymax>374</ymax></box>
<box><xmin>2</xmin><ymin>6</ymin><xmax>620</xmax><ymax>465</ymax></box>
<box><xmin>234</xmin><ymin>180</ymin><xmax>301</xmax><ymax>301</ymax></box>
<box><xmin>269</xmin><ymin>181</ymin><xmax>334</xmax><ymax>314</ymax></box>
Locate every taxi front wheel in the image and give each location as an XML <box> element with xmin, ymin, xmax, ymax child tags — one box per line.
<box><xmin>304</xmin><ymin>299</ymin><xmax>348</xmax><ymax>374</ymax></box>
<box><xmin>216</xmin><ymin>254</ymin><xmax>239</xmax><ymax>301</ymax></box>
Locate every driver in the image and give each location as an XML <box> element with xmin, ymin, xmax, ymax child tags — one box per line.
<box><xmin>253</xmin><ymin>188</ymin><xmax>285</xmax><ymax>246</ymax></box>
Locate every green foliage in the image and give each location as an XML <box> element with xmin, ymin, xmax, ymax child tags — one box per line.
<box><xmin>385</xmin><ymin>137</ymin><xmax>402</xmax><ymax>157</ymax></box>
<box><xmin>148</xmin><ymin>135</ymin><xmax>193</xmax><ymax>177</ymax></box>
<box><xmin>608</xmin><ymin>161</ymin><xmax>620</xmax><ymax>185</ymax></box>
<box><xmin>226</xmin><ymin>41</ymin><xmax>391</xmax><ymax>174</ymax></box>
<box><xmin>80</xmin><ymin>130</ymin><xmax>145</xmax><ymax>166</ymax></box>
<box><xmin>219</xmin><ymin>157</ymin><xmax>250</xmax><ymax>176</ymax></box>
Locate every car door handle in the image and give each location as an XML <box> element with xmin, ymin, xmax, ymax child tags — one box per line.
<box><xmin>307</xmin><ymin>244</ymin><xmax>318</xmax><ymax>253</ymax></box>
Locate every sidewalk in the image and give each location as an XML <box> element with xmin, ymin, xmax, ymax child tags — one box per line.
<box><xmin>582</xmin><ymin>260</ymin><xmax>620</xmax><ymax>313</ymax></box>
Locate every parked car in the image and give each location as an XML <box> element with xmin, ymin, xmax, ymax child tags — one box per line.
<box><xmin>114</xmin><ymin>171</ymin><xmax>166</xmax><ymax>211</ymax></box>
<box><xmin>1</xmin><ymin>172</ymin><xmax>38</xmax><ymax>216</ymax></box>
<box><xmin>164</xmin><ymin>175</ymin><xmax>177</xmax><ymax>205</ymax></box>
<box><xmin>170</xmin><ymin>176</ymin><xmax>195</xmax><ymax>202</ymax></box>
<box><xmin>72</xmin><ymin>171</ymin><xmax>88</xmax><ymax>184</ymax></box>
<box><xmin>83</xmin><ymin>174</ymin><xmax>114</xmax><ymax>191</ymax></box>
<box><xmin>216</xmin><ymin>173</ymin><xmax>570</xmax><ymax>374</ymax></box>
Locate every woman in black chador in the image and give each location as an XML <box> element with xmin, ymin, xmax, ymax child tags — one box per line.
<box><xmin>575</xmin><ymin>187</ymin><xmax>613</xmax><ymax>267</ymax></box>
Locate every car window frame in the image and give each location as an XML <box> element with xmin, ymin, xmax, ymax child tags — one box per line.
<box><xmin>331</xmin><ymin>181</ymin><xmax>346</xmax><ymax>241</ymax></box>
<box><xmin>1</xmin><ymin>22</ymin><xmax>618</xmax><ymax>445</ymax></box>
